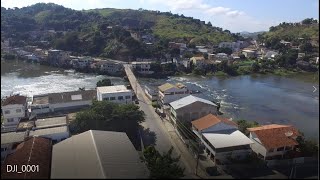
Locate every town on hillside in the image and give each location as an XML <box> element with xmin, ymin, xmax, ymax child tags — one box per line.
<box><xmin>1</xmin><ymin>3</ymin><xmax>319</xmax><ymax>179</ymax></box>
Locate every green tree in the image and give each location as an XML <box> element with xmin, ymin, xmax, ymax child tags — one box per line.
<box><xmin>251</xmin><ymin>62</ymin><xmax>260</xmax><ymax>72</ymax></box>
<box><xmin>143</xmin><ymin>146</ymin><xmax>185</xmax><ymax>179</ymax></box>
<box><xmin>296</xmin><ymin>134</ymin><xmax>319</xmax><ymax>157</ymax></box>
<box><xmin>96</xmin><ymin>78</ymin><xmax>113</xmax><ymax>87</ymax></box>
<box><xmin>236</xmin><ymin>119</ymin><xmax>259</xmax><ymax>136</ymax></box>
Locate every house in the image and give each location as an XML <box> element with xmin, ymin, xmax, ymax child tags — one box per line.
<box><xmin>31</xmin><ymin>90</ymin><xmax>96</xmax><ymax>115</ymax></box>
<box><xmin>264</xmin><ymin>51</ymin><xmax>278</xmax><ymax>60</ymax></box>
<box><xmin>280</xmin><ymin>40</ymin><xmax>291</xmax><ymax>46</ymax></box>
<box><xmin>1</xmin><ymin>137</ymin><xmax>52</xmax><ymax>179</ymax></box>
<box><xmin>51</xmin><ymin>130</ymin><xmax>149</xmax><ymax>179</ymax></box>
<box><xmin>1</xmin><ymin>131</ymin><xmax>28</xmax><ymax>161</ymax></box>
<box><xmin>242</xmin><ymin>49</ymin><xmax>257</xmax><ymax>58</ymax></box>
<box><xmin>144</xmin><ymin>85</ymin><xmax>158</xmax><ymax>101</ymax></box>
<box><xmin>25</xmin><ymin>54</ymin><xmax>39</xmax><ymax>62</ymax></box>
<box><xmin>47</xmin><ymin>49</ymin><xmax>70</xmax><ymax>66</ymax></box>
<box><xmin>169</xmin><ymin>95</ymin><xmax>218</xmax><ymax>126</ymax></box>
<box><xmin>131</xmin><ymin>61</ymin><xmax>154</xmax><ymax>74</ymax></box>
<box><xmin>99</xmin><ymin>60</ymin><xmax>124</xmax><ymax>75</ymax></box>
<box><xmin>214</xmin><ymin>53</ymin><xmax>229</xmax><ymax>61</ymax></box>
<box><xmin>29</xmin><ymin>126</ymin><xmax>70</xmax><ymax>144</ymax></box>
<box><xmin>1</xmin><ymin>95</ymin><xmax>28</xmax><ymax>128</ymax></box>
<box><xmin>158</xmin><ymin>83</ymin><xmax>190</xmax><ymax>106</ymax></box>
<box><xmin>247</xmin><ymin>124</ymin><xmax>300</xmax><ymax>160</ymax></box>
<box><xmin>97</xmin><ymin>85</ymin><xmax>133</xmax><ymax>104</ymax></box>
<box><xmin>191</xmin><ymin>114</ymin><xmax>253</xmax><ymax>161</ymax></box>
<box><xmin>190</xmin><ymin>56</ymin><xmax>207</xmax><ymax>68</ymax></box>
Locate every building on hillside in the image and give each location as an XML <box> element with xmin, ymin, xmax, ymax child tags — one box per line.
<box><xmin>190</xmin><ymin>56</ymin><xmax>207</xmax><ymax>68</ymax></box>
<box><xmin>1</xmin><ymin>137</ymin><xmax>52</xmax><ymax>179</ymax></box>
<box><xmin>97</xmin><ymin>85</ymin><xmax>133</xmax><ymax>104</ymax></box>
<box><xmin>98</xmin><ymin>60</ymin><xmax>124</xmax><ymax>75</ymax></box>
<box><xmin>51</xmin><ymin>130</ymin><xmax>149</xmax><ymax>179</ymax></box>
<box><xmin>1</xmin><ymin>95</ymin><xmax>28</xmax><ymax>129</ymax></box>
<box><xmin>264</xmin><ymin>51</ymin><xmax>278</xmax><ymax>60</ymax></box>
<box><xmin>158</xmin><ymin>83</ymin><xmax>190</xmax><ymax>106</ymax></box>
<box><xmin>242</xmin><ymin>49</ymin><xmax>257</xmax><ymax>58</ymax></box>
<box><xmin>31</xmin><ymin>90</ymin><xmax>96</xmax><ymax>115</ymax></box>
<box><xmin>47</xmin><ymin>49</ymin><xmax>70</xmax><ymax>67</ymax></box>
<box><xmin>169</xmin><ymin>95</ymin><xmax>218</xmax><ymax>126</ymax></box>
<box><xmin>144</xmin><ymin>85</ymin><xmax>158</xmax><ymax>101</ymax></box>
<box><xmin>191</xmin><ymin>114</ymin><xmax>253</xmax><ymax>161</ymax></box>
<box><xmin>247</xmin><ymin>124</ymin><xmax>300</xmax><ymax>160</ymax></box>
<box><xmin>131</xmin><ymin>61</ymin><xmax>154</xmax><ymax>74</ymax></box>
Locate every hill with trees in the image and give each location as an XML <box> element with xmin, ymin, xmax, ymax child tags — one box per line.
<box><xmin>1</xmin><ymin>3</ymin><xmax>241</xmax><ymax>60</ymax></box>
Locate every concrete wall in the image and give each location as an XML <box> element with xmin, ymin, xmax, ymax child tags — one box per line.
<box><xmin>50</xmin><ymin>100</ymin><xmax>92</xmax><ymax>112</ymax></box>
<box><xmin>97</xmin><ymin>91</ymin><xmax>133</xmax><ymax>104</ymax></box>
<box><xmin>159</xmin><ymin>89</ymin><xmax>190</xmax><ymax>105</ymax></box>
<box><xmin>249</xmin><ymin>132</ymin><xmax>268</xmax><ymax>158</ymax></box>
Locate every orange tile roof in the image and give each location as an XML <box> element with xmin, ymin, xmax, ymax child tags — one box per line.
<box><xmin>1</xmin><ymin>137</ymin><xmax>52</xmax><ymax>179</ymax></box>
<box><xmin>247</xmin><ymin>124</ymin><xmax>300</xmax><ymax>150</ymax></box>
<box><xmin>191</xmin><ymin>114</ymin><xmax>237</xmax><ymax>131</ymax></box>
<box><xmin>2</xmin><ymin>95</ymin><xmax>27</xmax><ymax>106</ymax></box>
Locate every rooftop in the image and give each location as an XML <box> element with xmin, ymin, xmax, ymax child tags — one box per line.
<box><xmin>1</xmin><ymin>131</ymin><xmax>27</xmax><ymax>145</ymax></box>
<box><xmin>202</xmin><ymin>130</ymin><xmax>253</xmax><ymax>149</ymax></box>
<box><xmin>169</xmin><ymin>95</ymin><xmax>217</xmax><ymax>110</ymax></box>
<box><xmin>35</xmin><ymin>116</ymin><xmax>67</xmax><ymax>129</ymax></box>
<box><xmin>2</xmin><ymin>95</ymin><xmax>27</xmax><ymax>106</ymax></box>
<box><xmin>97</xmin><ymin>85</ymin><xmax>131</xmax><ymax>94</ymax></box>
<box><xmin>1</xmin><ymin>137</ymin><xmax>52</xmax><ymax>179</ymax></box>
<box><xmin>35</xmin><ymin>90</ymin><xmax>96</xmax><ymax>104</ymax></box>
<box><xmin>191</xmin><ymin>114</ymin><xmax>237</xmax><ymax>131</ymax></box>
<box><xmin>247</xmin><ymin>124</ymin><xmax>300</xmax><ymax>150</ymax></box>
<box><xmin>29</xmin><ymin>126</ymin><xmax>69</xmax><ymax>136</ymax></box>
<box><xmin>51</xmin><ymin>130</ymin><xmax>149</xmax><ymax>179</ymax></box>
<box><xmin>158</xmin><ymin>82</ymin><xmax>186</xmax><ymax>92</ymax></box>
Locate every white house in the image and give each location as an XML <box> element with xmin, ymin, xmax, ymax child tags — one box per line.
<box><xmin>264</xmin><ymin>51</ymin><xmax>278</xmax><ymax>60</ymax></box>
<box><xmin>97</xmin><ymin>85</ymin><xmax>133</xmax><ymax>104</ymax></box>
<box><xmin>1</xmin><ymin>95</ymin><xmax>28</xmax><ymax>128</ymax></box>
<box><xmin>31</xmin><ymin>90</ymin><xmax>96</xmax><ymax>115</ymax></box>
<box><xmin>131</xmin><ymin>61</ymin><xmax>154</xmax><ymax>74</ymax></box>
<box><xmin>29</xmin><ymin>126</ymin><xmax>70</xmax><ymax>144</ymax></box>
<box><xmin>242</xmin><ymin>49</ymin><xmax>257</xmax><ymax>58</ymax></box>
<box><xmin>191</xmin><ymin>114</ymin><xmax>253</xmax><ymax>161</ymax></box>
<box><xmin>247</xmin><ymin>124</ymin><xmax>300</xmax><ymax>160</ymax></box>
<box><xmin>190</xmin><ymin>56</ymin><xmax>207</xmax><ymax>68</ymax></box>
<box><xmin>99</xmin><ymin>60</ymin><xmax>123</xmax><ymax>75</ymax></box>
<box><xmin>158</xmin><ymin>83</ymin><xmax>190</xmax><ymax>105</ymax></box>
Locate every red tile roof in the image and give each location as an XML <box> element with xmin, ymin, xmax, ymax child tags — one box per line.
<box><xmin>247</xmin><ymin>124</ymin><xmax>300</xmax><ymax>150</ymax></box>
<box><xmin>191</xmin><ymin>114</ymin><xmax>237</xmax><ymax>131</ymax></box>
<box><xmin>1</xmin><ymin>137</ymin><xmax>52</xmax><ymax>179</ymax></box>
<box><xmin>2</xmin><ymin>95</ymin><xmax>27</xmax><ymax>106</ymax></box>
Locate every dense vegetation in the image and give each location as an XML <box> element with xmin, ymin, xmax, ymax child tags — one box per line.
<box><xmin>96</xmin><ymin>78</ymin><xmax>113</xmax><ymax>87</ymax></box>
<box><xmin>1</xmin><ymin>3</ymin><xmax>240</xmax><ymax>60</ymax></box>
<box><xmin>235</xmin><ymin>119</ymin><xmax>259</xmax><ymax>136</ymax></box>
<box><xmin>143</xmin><ymin>146</ymin><xmax>185</xmax><ymax>179</ymax></box>
<box><xmin>69</xmin><ymin>100</ymin><xmax>145</xmax><ymax>149</ymax></box>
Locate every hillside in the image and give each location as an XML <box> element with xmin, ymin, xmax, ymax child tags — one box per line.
<box><xmin>258</xmin><ymin>19</ymin><xmax>319</xmax><ymax>50</ymax></box>
<box><xmin>1</xmin><ymin>3</ymin><xmax>240</xmax><ymax>60</ymax></box>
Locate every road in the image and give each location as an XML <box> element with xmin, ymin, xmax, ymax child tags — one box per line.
<box><xmin>124</xmin><ymin>64</ymin><xmax>204</xmax><ymax>178</ymax></box>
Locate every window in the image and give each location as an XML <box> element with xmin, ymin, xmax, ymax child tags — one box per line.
<box><xmin>16</xmin><ymin>109</ymin><xmax>21</xmax><ymax>113</ymax></box>
<box><xmin>110</xmin><ymin>97</ymin><xmax>116</xmax><ymax>100</ymax></box>
<box><xmin>118</xmin><ymin>96</ymin><xmax>123</xmax><ymax>100</ymax></box>
<box><xmin>7</xmin><ymin>118</ymin><xmax>14</xmax><ymax>122</ymax></box>
<box><xmin>103</xmin><ymin>97</ymin><xmax>109</xmax><ymax>101</ymax></box>
<box><xmin>125</xmin><ymin>96</ymin><xmax>131</xmax><ymax>99</ymax></box>
<box><xmin>1</xmin><ymin>147</ymin><xmax>7</xmax><ymax>152</ymax></box>
<box><xmin>4</xmin><ymin>110</ymin><xmax>10</xmax><ymax>114</ymax></box>
<box><xmin>277</xmin><ymin>147</ymin><xmax>285</xmax><ymax>151</ymax></box>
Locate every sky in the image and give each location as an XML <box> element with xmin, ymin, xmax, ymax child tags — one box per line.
<box><xmin>1</xmin><ymin>0</ymin><xmax>319</xmax><ymax>32</ymax></box>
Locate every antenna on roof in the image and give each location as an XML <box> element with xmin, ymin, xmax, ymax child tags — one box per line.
<box><xmin>285</xmin><ymin>131</ymin><xmax>293</xmax><ymax>137</ymax></box>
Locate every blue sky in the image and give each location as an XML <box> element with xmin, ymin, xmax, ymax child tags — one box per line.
<box><xmin>1</xmin><ymin>0</ymin><xmax>319</xmax><ymax>32</ymax></box>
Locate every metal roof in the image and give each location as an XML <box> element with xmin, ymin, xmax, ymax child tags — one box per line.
<box><xmin>202</xmin><ymin>130</ymin><xmax>253</xmax><ymax>149</ymax></box>
<box><xmin>169</xmin><ymin>95</ymin><xmax>217</xmax><ymax>110</ymax></box>
<box><xmin>1</xmin><ymin>131</ymin><xmax>27</xmax><ymax>145</ymax></box>
<box><xmin>51</xmin><ymin>130</ymin><xmax>149</xmax><ymax>179</ymax></box>
<box><xmin>29</xmin><ymin>126</ymin><xmax>69</xmax><ymax>136</ymax></box>
<box><xmin>35</xmin><ymin>116</ymin><xmax>67</xmax><ymax>129</ymax></box>
<box><xmin>97</xmin><ymin>85</ymin><xmax>131</xmax><ymax>94</ymax></box>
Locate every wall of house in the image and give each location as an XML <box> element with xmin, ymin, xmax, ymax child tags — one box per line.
<box><xmin>249</xmin><ymin>132</ymin><xmax>268</xmax><ymax>158</ymax></box>
<box><xmin>2</xmin><ymin>104</ymin><xmax>26</xmax><ymax>126</ymax></box>
<box><xmin>50</xmin><ymin>100</ymin><xmax>92</xmax><ymax>112</ymax></box>
<box><xmin>98</xmin><ymin>91</ymin><xmax>133</xmax><ymax>104</ymax></box>
<box><xmin>175</xmin><ymin>101</ymin><xmax>218</xmax><ymax>123</ymax></box>
<box><xmin>30</xmin><ymin>130</ymin><xmax>70</xmax><ymax>143</ymax></box>
<box><xmin>31</xmin><ymin>104</ymin><xmax>50</xmax><ymax>114</ymax></box>
<box><xmin>1</xmin><ymin>143</ymin><xmax>13</xmax><ymax>160</ymax></box>
<box><xmin>159</xmin><ymin>88</ymin><xmax>190</xmax><ymax>104</ymax></box>
<box><xmin>215</xmin><ymin>149</ymin><xmax>252</xmax><ymax>160</ymax></box>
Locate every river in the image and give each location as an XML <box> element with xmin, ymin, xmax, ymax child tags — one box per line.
<box><xmin>1</xmin><ymin>59</ymin><xmax>319</xmax><ymax>140</ymax></box>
